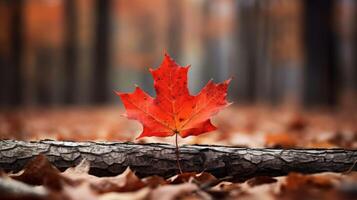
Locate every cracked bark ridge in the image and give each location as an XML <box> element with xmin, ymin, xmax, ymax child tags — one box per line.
<box><xmin>0</xmin><ymin>140</ymin><xmax>356</xmax><ymax>182</ymax></box>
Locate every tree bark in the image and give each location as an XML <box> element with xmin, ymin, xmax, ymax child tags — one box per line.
<box><xmin>0</xmin><ymin>140</ymin><xmax>356</xmax><ymax>182</ymax></box>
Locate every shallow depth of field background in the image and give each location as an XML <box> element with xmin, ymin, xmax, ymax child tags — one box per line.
<box><xmin>0</xmin><ymin>0</ymin><xmax>356</xmax><ymax>145</ymax></box>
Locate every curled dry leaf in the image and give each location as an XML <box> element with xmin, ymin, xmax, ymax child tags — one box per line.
<box><xmin>282</xmin><ymin>172</ymin><xmax>340</xmax><ymax>192</ymax></box>
<box><xmin>195</xmin><ymin>172</ymin><xmax>218</xmax><ymax>185</ymax></box>
<box><xmin>10</xmin><ymin>154</ymin><xmax>65</xmax><ymax>190</ymax></box>
<box><xmin>64</xmin><ymin>158</ymin><xmax>91</xmax><ymax>175</ymax></box>
<box><xmin>104</xmin><ymin>168</ymin><xmax>146</xmax><ymax>193</ymax></box>
<box><xmin>168</xmin><ymin>172</ymin><xmax>217</xmax><ymax>186</ymax></box>
<box><xmin>142</xmin><ymin>175</ymin><xmax>168</xmax><ymax>188</ymax></box>
<box><xmin>169</xmin><ymin>172</ymin><xmax>197</xmax><ymax>184</ymax></box>
<box><xmin>279</xmin><ymin>172</ymin><xmax>342</xmax><ymax>200</ymax></box>
<box><xmin>62</xmin><ymin>158</ymin><xmax>95</xmax><ymax>186</ymax></box>
<box><xmin>98</xmin><ymin>187</ymin><xmax>151</xmax><ymax>200</ymax></box>
<box><xmin>247</xmin><ymin>176</ymin><xmax>277</xmax><ymax>187</ymax></box>
<box><xmin>63</xmin><ymin>160</ymin><xmax>145</xmax><ymax>193</ymax></box>
<box><xmin>62</xmin><ymin>182</ymin><xmax>98</xmax><ymax>200</ymax></box>
<box><xmin>149</xmin><ymin>183</ymin><xmax>199</xmax><ymax>200</ymax></box>
<box><xmin>214</xmin><ymin>182</ymin><xmax>242</xmax><ymax>192</ymax></box>
<box><xmin>210</xmin><ymin>182</ymin><xmax>245</xmax><ymax>199</ymax></box>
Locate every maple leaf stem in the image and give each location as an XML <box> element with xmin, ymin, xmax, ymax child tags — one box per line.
<box><xmin>175</xmin><ymin>132</ymin><xmax>183</xmax><ymax>174</ymax></box>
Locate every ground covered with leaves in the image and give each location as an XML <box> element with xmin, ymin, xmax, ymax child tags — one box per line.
<box><xmin>0</xmin><ymin>105</ymin><xmax>357</xmax><ymax>200</ymax></box>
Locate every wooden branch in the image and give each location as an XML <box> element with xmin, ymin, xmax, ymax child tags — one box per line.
<box><xmin>0</xmin><ymin>140</ymin><xmax>356</xmax><ymax>182</ymax></box>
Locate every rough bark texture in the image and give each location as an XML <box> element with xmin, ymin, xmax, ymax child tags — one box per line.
<box><xmin>0</xmin><ymin>140</ymin><xmax>356</xmax><ymax>182</ymax></box>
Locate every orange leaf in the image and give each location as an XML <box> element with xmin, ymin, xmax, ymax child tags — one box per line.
<box><xmin>117</xmin><ymin>53</ymin><xmax>231</xmax><ymax>138</ymax></box>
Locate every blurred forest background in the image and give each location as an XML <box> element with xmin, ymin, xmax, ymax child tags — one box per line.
<box><xmin>1</xmin><ymin>2</ymin><xmax>357</xmax><ymax>199</ymax></box>
<box><xmin>0</xmin><ymin>0</ymin><xmax>356</xmax><ymax>108</ymax></box>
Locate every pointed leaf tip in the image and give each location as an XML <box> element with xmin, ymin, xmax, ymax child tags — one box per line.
<box><xmin>226</xmin><ymin>78</ymin><xmax>232</xmax><ymax>84</ymax></box>
<box><xmin>114</xmin><ymin>91</ymin><xmax>122</xmax><ymax>96</ymax></box>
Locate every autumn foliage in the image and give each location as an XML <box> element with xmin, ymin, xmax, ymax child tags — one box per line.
<box><xmin>117</xmin><ymin>54</ymin><xmax>231</xmax><ymax>139</ymax></box>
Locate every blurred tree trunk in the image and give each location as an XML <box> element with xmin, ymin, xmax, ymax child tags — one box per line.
<box><xmin>202</xmin><ymin>1</ymin><xmax>234</xmax><ymax>91</ymax></box>
<box><xmin>0</xmin><ymin>1</ymin><xmax>11</xmax><ymax>106</ymax></box>
<box><xmin>36</xmin><ymin>48</ymin><xmax>60</xmax><ymax>105</ymax></box>
<box><xmin>167</xmin><ymin>1</ymin><xmax>182</xmax><ymax>59</ymax></box>
<box><xmin>354</xmin><ymin>3</ymin><xmax>357</xmax><ymax>93</ymax></box>
<box><xmin>10</xmin><ymin>0</ymin><xmax>24</xmax><ymax>106</ymax></box>
<box><xmin>234</xmin><ymin>2</ymin><xmax>259</xmax><ymax>103</ymax></box>
<box><xmin>303</xmin><ymin>0</ymin><xmax>339</xmax><ymax>106</ymax></box>
<box><xmin>63</xmin><ymin>0</ymin><xmax>78</xmax><ymax>104</ymax></box>
<box><xmin>92</xmin><ymin>0</ymin><xmax>111</xmax><ymax>104</ymax></box>
<box><xmin>336</xmin><ymin>0</ymin><xmax>357</xmax><ymax>108</ymax></box>
<box><xmin>1</xmin><ymin>0</ymin><xmax>24</xmax><ymax>106</ymax></box>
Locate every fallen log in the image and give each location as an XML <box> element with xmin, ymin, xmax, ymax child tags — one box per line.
<box><xmin>0</xmin><ymin>140</ymin><xmax>356</xmax><ymax>182</ymax></box>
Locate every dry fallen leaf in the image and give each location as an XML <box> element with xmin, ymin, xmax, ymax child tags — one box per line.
<box><xmin>99</xmin><ymin>187</ymin><xmax>151</xmax><ymax>200</ymax></box>
<box><xmin>10</xmin><ymin>155</ymin><xmax>65</xmax><ymax>190</ymax></box>
<box><xmin>62</xmin><ymin>182</ymin><xmax>98</xmax><ymax>200</ymax></box>
<box><xmin>282</xmin><ymin>172</ymin><xmax>339</xmax><ymax>191</ymax></box>
<box><xmin>247</xmin><ymin>176</ymin><xmax>277</xmax><ymax>187</ymax></box>
<box><xmin>278</xmin><ymin>172</ymin><xmax>342</xmax><ymax>199</ymax></box>
<box><xmin>168</xmin><ymin>172</ymin><xmax>217</xmax><ymax>187</ymax></box>
<box><xmin>149</xmin><ymin>183</ymin><xmax>199</xmax><ymax>200</ymax></box>
<box><xmin>63</xmin><ymin>160</ymin><xmax>145</xmax><ymax>193</ymax></box>
<box><xmin>142</xmin><ymin>175</ymin><xmax>168</xmax><ymax>188</ymax></box>
<box><xmin>265</xmin><ymin>132</ymin><xmax>298</xmax><ymax>148</ymax></box>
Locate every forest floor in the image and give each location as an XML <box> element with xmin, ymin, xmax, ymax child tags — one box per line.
<box><xmin>0</xmin><ymin>105</ymin><xmax>357</xmax><ymax>200</ymax></box>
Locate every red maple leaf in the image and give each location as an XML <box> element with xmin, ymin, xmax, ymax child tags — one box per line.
<box><xmin>117</xmin><ymin>54</ymin><xmax>231</xmax><ymax>139</ymax></box>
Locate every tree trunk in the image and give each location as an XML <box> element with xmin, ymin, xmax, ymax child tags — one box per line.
<box><xmin>303</xmin><ymin>0</ymin><xmax>339</xmax><ymax>106</ymax></box>
<box><xmin>0</xmin><ymin>140</ymin><xmax>356</xmax><ymax>182</ymax></box>
<box><xmin>2</xmin><ymin>0</ymin><xmax>24</xmax><ymax>106</ymax></box>
<box><xmin>91</xmin><ymin>0</ymin><xmax>111</xmax><ymax>104</ymax></box>
<box><xmin>63</xmin><ymin>0</ymin><xmax>78</xmax><ymax>104</ymax></box>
